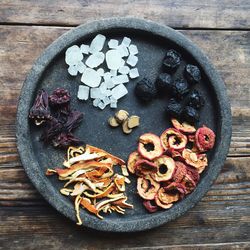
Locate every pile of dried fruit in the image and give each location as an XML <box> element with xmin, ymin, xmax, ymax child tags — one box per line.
<box><xmin>127</xmin><ymin>118</ymin><xmax>215</xmax><ymax>212</ymax></box>
<box><xmin>29</xmin><ymin>88</ymin><xmax>83</xmax><ymax>148</ymax></box>
<box><xmin>134</xmin><ymin>48</ymin><xmax>204</xmax><ymax>124</ymax></box>
<box><xmin>108</xmin><ymin>109</ymin><xmax>140</xmax><ymax>134</ymax></box>
<box><xmin>46</xmin><ymin>145</ymin><xmax>133</xmax><ymax>225</ymax></box>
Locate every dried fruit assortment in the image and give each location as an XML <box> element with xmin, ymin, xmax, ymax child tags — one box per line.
<box><xmin>29</xmin><ymin>88</ymin><xmax>83</xmax><ymax>148</ymax></box>
<box><xmin>108</xmin><ymin>109</ymin><xmax>140</xmax><ymax>134</ymax></box>
<box><xmin>127</xmin><ymin>118</ymin><xmax>215</xmax><ymax>212</ymax></box>
<box><xmin>134</xmin><ymin>48</ymin><xmax>204</xmax><ymax>125</ymax></box>
<box><xmin>46</xmin><ymin>145</ymin><xmax>133</xmax><ymax>225</ymax></box>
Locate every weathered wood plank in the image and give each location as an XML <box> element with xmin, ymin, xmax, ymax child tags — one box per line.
<box><xmin>0</xmin><ymin>202</ymin><xmax>249</xmax><ymax>248</ymax></box>
<box><xmin>0</xmin><ymin>0</ymin><xmax>249</xmax><ymax>29</ymax></box>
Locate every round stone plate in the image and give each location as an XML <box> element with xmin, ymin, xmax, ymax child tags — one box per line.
<box><xmin>16</xmin><ymin>18</ymin><xmax>232</xmax><ymax>232</ymax></box>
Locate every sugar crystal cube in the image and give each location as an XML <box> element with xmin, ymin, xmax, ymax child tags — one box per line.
<box><xmin>122</xmin><ymin>37</ymin><xmax>131</xmax><ymax>47</ymax></box>
<box><xmin>110</xmin><ymin>69</ymin><xmax>117</xmax><ymax>77</ymax></box>
<box><xmin>117</xmin><ymin>45</ymin><xmax>129</xmax><ymax>57</ymax></box>
<box><xmin>85</xmin><ymin>52</ymin><xmax>105</xmax><ymax>68</ymax></box>
<box><xmin>103</xmin><ymin>72</ymin><xmax>112</xmax><ymax>81</ymax></box>
<box><xmin>108</xmin><ymin>39</ymin><xmax>119</xmax><ymax>49</ymax></box>
<box><xmin>129</xmin><ymin>68</ymin><xmax>139</xmax><ymax>79</ymax></box>
<box><xmin>65</xmin><ymin>45</ymin><xmax>83</xmax><ymax>66</ymax></box>
<box><xmin>89</xmin><ymin>34</ymin><xmax>106</xmax><ymax>54</ymax></box>
<box><xmin>77</xmin><ymin>85</ymin><xmax>89</xmax><ymax>100</ymax></box>
<box><xmin>112</xmin><ymin>75</ymin><xmax>129</xmax><ymax>85</ymax></box>
<box><xmin>68</xmin><ymin>65</ymin><xmax>78</xmax><ymax>76</ymax></box>
<box><xmin>118</xmin><ymin>66</ymin><xmax>130</xmax><ymax>75</ymax></box>
<box><xmin>128</xmin><ymin>44</ymin><xmax>138</xmax><ymax>55</ymax></box>
<box><xmin>76</xmin><ymin>61</ymin><xmax>86</xmax><ymax>74</ymax></box>
<box><xmin>106</xmin><ymin>49</ymin><xmax>122</xmax><ymax>70</ymax></box>
<box><xmin>97</xmin><ymin>68</ymin><xmax>105</xmax><ymax>76</ymax></box>
<box><xmin>126</xmin><ymin>55</ymin><xmax>138</xmax><ymax>67</ymax></box>
<box><xmin>111</xmin><ymin>84</ymin><xmax>128</xmax><ymax>100</ymax></box>
<box><xmin>80</xmin><ymin>44</ymin><xmax>89</xmax><ymax>54</ymax></box>
<box><xmin>98</xmin><ymin>101</ymin><xmax>106</xmax><ymax>110</ymax></box>
<box><xmin>93</xmin><ymin>98</ymin><xmax>101</xmax><ymax>107</ymax></box>
<box><xmin>106</xmin><ymin>79</ymin><xmax>115</xmax><ymax>89</ymax></box>
<box><xmin>81</xmin><ymin>68</ymin><xmax>101</xmax><ymax>87</ymax></box>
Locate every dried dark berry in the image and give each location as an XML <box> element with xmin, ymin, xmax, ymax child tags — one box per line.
<box><xmin>163</xmin><ymin>49</ymin><xmax>181</xmax><ymax>73</ymax></box>
<box><xmin>135</xmin><ymin>78</ymin><xmax>157</xmax><ymax>102</ymax></box>
<box><xmin>155</xmin><ymin>73</ymin><xmax>172</xmax><ymax>93</ymax></box>
<box><xmin>49</xmin><ymin>88</ymin><xmax>71</xmax><ymax>106</ymax></box>
<box><xmin>182</xmin><ymin>106</ymin><xmax>199</xmax><ymax>123</ymax></box>
<box><xmin>29</xmin><ymin>89</ymin><xmax>51</xmax><ymax>125</ymax></box>
<box><xmin>186</xmin><ymin>89</ymin><xmax>205</xmax><ymax>109</ymax></box>
<box><xmin>166</xmin><ymin>98</ymin><xmax>182</xmax><ymax>118</ymax></box>
<box><xmin>185</xmin><ymin>64</ymin><xmax>201</xmax><ymax>84</ymax></box>
<box><xmin>172</xmin><ymin>79</ymin><xmax>190</xmax><ymax>99</ymax></box>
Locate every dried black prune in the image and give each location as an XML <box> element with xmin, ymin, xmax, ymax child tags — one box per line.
<box><xmin>182</xmin><ymin>106</ymin><xmax>199</xmax><ymax>123</ymax></box>
<box><xmin>186</xmin><ymin>89</ymin><xmax>205</xmax><ymax>109</ymax></box>
<box><xmin>172</xmin><ymin>79</ymin><xmax>190</xmax><ymax>99</ymax></box>
<box><xmin>166</xmin><ymin>98</ymin><xmax>183</xmax><ymax>118</ymax></box>
<box><xmin>155</xmin><ymin>73</ymin><xmax>172</xmax><ymax>93</ymax></box>
<box><xmin>185</xmin><ymin>64</ymin><xmax>201</xmax><ymax>84</ymax></box>
<box><xmin>49</xmin><ymin>88</ymin><xmax>71</xmax><ymax>106</ymax></box>
<box><xmin>135</xmin><ymin>78</ymin><xmax>157</xmax><ymax>102</ymax></box>
<box><xmin>163</xmin><ymin>49</ymin><xmax>181</xmax><ymax>73</ymax></box>
<box><xmin>29</xmin><ymin>89</ymin><xmax>51</xmax><ymax>125</ymax></box>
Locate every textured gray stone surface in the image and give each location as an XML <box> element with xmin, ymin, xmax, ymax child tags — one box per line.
<box><xmin>16</xmin><ymin>17</ymin><xmax>232</xmax><ymax>232</ymax></box>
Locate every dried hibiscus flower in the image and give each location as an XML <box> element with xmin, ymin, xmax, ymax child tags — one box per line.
<box><xmin>63</xmin><ymin>111</ymin><xmax>83</xmax><ymax>132</ymax></box>
<box><xmin>41</xmin><ymin>111</ymin><xmax>83</xmax><ymax>148</ymax></box>
<box><xmin>49</xmin><ymin>88</ymin><xmax>71</xmax><ymax>106</ymax></box>
<box><xmin>29</xmin><ymin>89</ymin><xmax>51</xmax><ymax>125</ymax></box>
<box><xmin>30</xmin><ymin>87</ymin><xmax>84</xmax><ymax>149</ymax></box>
<box><xmin>41</xmin><ymin>117</ymin><xmax>63</xmax><ymax>143</ymax></box>
<box><xmin>52</xmin><ymin>132</ymin><xmax>82</xmax><ymax>148</ymax></box>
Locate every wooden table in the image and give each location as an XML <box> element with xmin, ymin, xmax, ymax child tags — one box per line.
<box><xmin>0</xmin><ymin>1</ymin><xmax>249</xmax><ymax>249</ymax></box>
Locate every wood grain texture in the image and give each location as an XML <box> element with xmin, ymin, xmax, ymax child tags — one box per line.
<box><xmin>0</xmin><ymin>0</ymin><xmax>250</xmax><ymax>29</ymax></box>
<box><xmin>0</xmin><ymin>12</ymin><xmax>250</xmax><ymax>248</ymax></box>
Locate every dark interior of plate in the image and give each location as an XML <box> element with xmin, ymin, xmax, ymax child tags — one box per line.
<box><xmin>16</xmin><ymin>18</ymin><xmax>232</xmax><ymax>232</ymax></box>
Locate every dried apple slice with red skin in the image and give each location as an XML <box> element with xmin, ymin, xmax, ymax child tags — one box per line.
<box><xmin>155</xmin><ymin>195</ymin><xmax>173</xmax><ymax>209</ymax></box>
<box><xmin>172</xmin><ymin>161</ymin><xmax>187</xmax><ymax>183</ymax></box>
<box><xmin>165</xmin><ymin>182</ymin><xmax>187</xmax><ymax>195</ymax></box>
<box><xmin>182</xmin><ymin>149</ymin><xmax>208</xmax><ymax>171</ymax></box>
<box><xmin>160</xmin><ymin>128</ymin><xmax>187</xmax><ymax>150</ymax></box>
<box><xmin>165</xmin><ymin>182</ymin><xmax>187</xmax><ymax>200</ymax></box>
<box><xmin>138</xmin><ymin>133</ymin><xmax>164</xmax><ymax>160</ymax></box>
<box><xmin>171</xmin><ymin>118</ymin><xmax>196</xmax><ymax>134</ymax></box>
<box><xmin>188</xmin><ymin>134</ymin><xmax>195</xmax><ymax>142</ymax></box>
<box><xmin>137</xmin><ymin>175</ymin><xmax>160</xmax><ymax>200</ymax></box>
<box><xmin>127</xmin><ymin>151</ymin><xmax>141</xmax><ymax>174</ymax></box>
<box><xmin>195</xmin><ymin>126</ymin><xmax>216</xmax><ymax>152</ymax></box>
<box><xmin>185</xmin><ymin>165</ymin><xmax>200</xmax><ymax>184</ymax></box>
<box><xmin>135</xmin><ymin>159</ymin><xmax>158</xmax><ymax>176</ymax></box>
<box><xmin>168</xmin><ymin>134</ymin><xmax>187</xmax><ymax>151</ymax></box>
<box><xmin>156</xmin><ymin>187</ymin><xmax>179</xmax><ymax>207</ymax></box>
<box><xmin>152</xmin><ymin>155</ymin><xmax>176</xmax><ymax>182</ymax></box>
<box><xmin>143</xmin><ymin>200</ymin><xmax>158</xmax><ymax>213</ymax></box>
<box><xmin>181</xmin><ymin>175</ymin><xmax>196</xmax><ymax>194</ymax></box>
